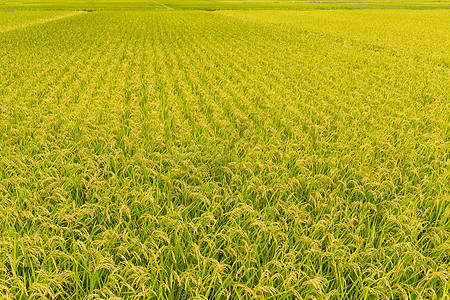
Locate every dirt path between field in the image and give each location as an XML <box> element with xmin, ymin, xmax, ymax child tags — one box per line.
<box><xmin>0</xmin><ymin>11</ymin><xmax>86</xmax><ymax>34</ymax></box>
<box><xmin>149</xmin><ymin>0</ymin><xmax>174</xmax><ymax>10</ymax></box>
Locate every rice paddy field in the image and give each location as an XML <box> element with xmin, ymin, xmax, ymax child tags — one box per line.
<box><xmin>0</xmin><ymin>1</ymin><xmax>449</xmax><ymax>299</ymax></box>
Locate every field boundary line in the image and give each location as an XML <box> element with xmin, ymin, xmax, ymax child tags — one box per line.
<box><xmin>149</xmin><ymin>0</ymin><xmax>173</xmax><ymax>10</ymax></box>
<box><xmin>0</xmin><ymin>11</ymin><xmax>86</xmax><ymax>34</ymax></box>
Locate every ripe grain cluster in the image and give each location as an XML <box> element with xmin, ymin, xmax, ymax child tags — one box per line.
<box><xmin>0</xmin><ymin>9</ymin><xmax>449</xmax><ymax>300</ymax></box>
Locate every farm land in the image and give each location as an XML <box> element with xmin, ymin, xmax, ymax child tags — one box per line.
<box><xmin>0</xmin><ymin>0</ymin><xmax>449</xmax><ymax>299</ymax></box>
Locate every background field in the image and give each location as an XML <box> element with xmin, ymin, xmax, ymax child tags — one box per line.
<box><xmin>0</xmin><ymin>3</ymin><xmax>449</xmax><ymax>300</ymax></box>
<box><xmin>1</xmin><ymin>0</ymin><xmax>450</xmax><ymax>10</ymax></box>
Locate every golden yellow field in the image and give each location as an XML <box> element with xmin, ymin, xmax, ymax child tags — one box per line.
<box><xmin>0</xmin><ymin>5</ymin><xmax>449</xmax><ymax>300</ymax></box>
